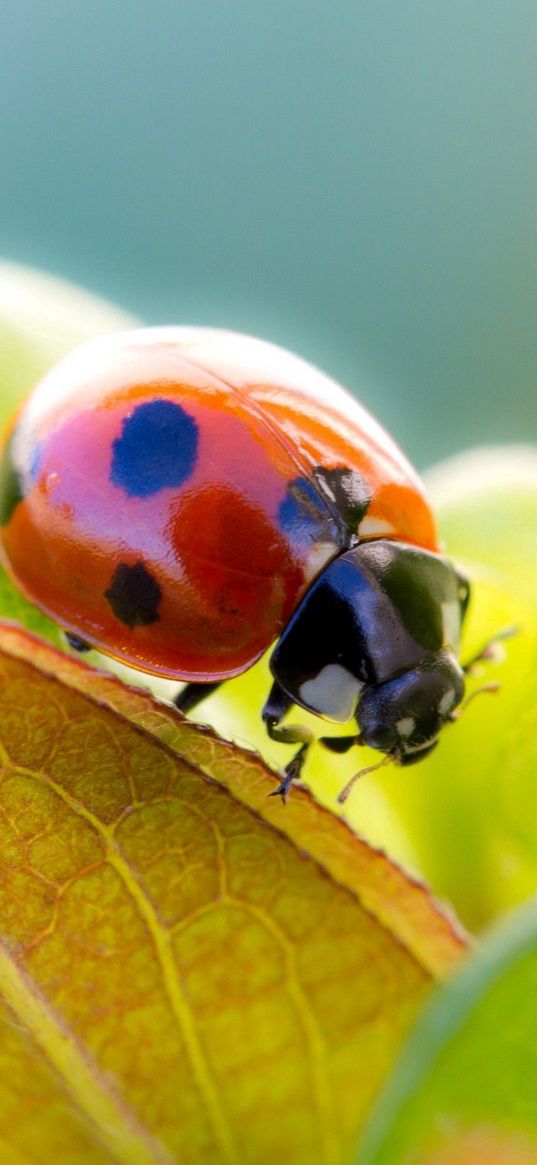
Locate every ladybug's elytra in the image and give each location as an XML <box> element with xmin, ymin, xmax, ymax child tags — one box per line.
<box><xmin>0</xmin><ymin>328</ymin><xmax>479</xmax><ymax>799</ymax></box>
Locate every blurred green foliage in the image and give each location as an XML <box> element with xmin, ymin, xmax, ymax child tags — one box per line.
<box><xmin>357</xmin><ymin>897</ymin><xmax>537</xmax><ymax>1164</ymax></box>
<box><xmin>375</xmin><ymin>450</ymin><xmax>537</xmax><ymax>931</ymax></box>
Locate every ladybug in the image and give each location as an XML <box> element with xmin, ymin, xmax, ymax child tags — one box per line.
<box><xmin>0</xmin><ymin>328</ymin><xmax>483</xmax><ymax>800</ymax></box>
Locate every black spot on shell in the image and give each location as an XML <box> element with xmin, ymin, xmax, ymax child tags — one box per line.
<box><xmin>105</xmin><ymin>561</ymin><xmax>162</xmax><ymax>628</ymax></box>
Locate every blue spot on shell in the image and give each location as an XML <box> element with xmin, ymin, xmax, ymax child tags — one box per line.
<box><xmin>278</xmin><ymin>476</ymin><xmax>339</xmax><ymax>546</ymax></box>
<box><xmin>279</xmin><ymin>467</ymin><xmax>371</xmax><ymax>549</ymax></box>
<box><xmin>110</xmin><ymin>399</ymin><xmax>198</xmax><ymax>498</ymax></box>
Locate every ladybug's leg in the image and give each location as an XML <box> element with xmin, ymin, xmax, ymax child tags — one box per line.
<box><xmin>319</xmin><ymin>733</ymin><xmax>360</xmax><ymax>754</ymax></box>
<box><xmin>462</xmin><ymin>625</ymin><xmax>517</xmax><ymax>674</ymax></box>
<box><xmin>173</xmin><ymin>681</ymin><xmax>223</xmax><ymax>714</ymax></box>
<box><xmin>65</xmin><ymin>632</ymin><xmax>92</xmax><ymax>653</ymax></box>
<box><xmin>262</xmin><ymin>681</ymin><xmax>314</xmax><ymax>801</ymax></box>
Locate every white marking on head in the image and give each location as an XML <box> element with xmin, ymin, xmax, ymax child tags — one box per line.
<box><xmin>358</xmin><ymin>516</ymin><xmax>396</xmax><ymax>539</ymax></box>
<box><xmin>299</xmin><ymin>664</ymin><xmax>364</xmax><ymax>722</ymax></box>
<box><xmin>442</xmin><ymin>601</ymin><xmax>461</xmax><ymax>647</ymax></box>
<box><xmin>303</xmin><ymin>542</ymin><xmax>338</xmax><ymax>584</ymax></box>
<box><xmin>438</xmin><ymin>687</ymin><xmax>457</xmax><ymax>717</ymax></box>
<box><xmin>396</xmin><ymin>716</ymin><xmax>416</xmax><ymax>739</ymax></box>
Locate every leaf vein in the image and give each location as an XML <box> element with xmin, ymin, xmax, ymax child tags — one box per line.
<box><xmin>0</xmin><ymin>942</ymin><xmax>176</xmax><ymax>1165</ymax></box>
<box><xmin>7</xmin><ymin>758</ymin><xmax>240</xmax><ymax>1165</ymax></box>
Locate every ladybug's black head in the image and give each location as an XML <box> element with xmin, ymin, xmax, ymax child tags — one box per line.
<box><xmin>355</xmin><ymin>650</ymin><xmax>465</xmax><ymax>765</ymax></box>
<box><xmin>270</xmin><ymin>539</ymin><xmax>470</xmax><ymax>764</ymax></box>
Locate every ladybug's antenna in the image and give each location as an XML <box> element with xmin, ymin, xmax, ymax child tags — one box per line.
<box><xmin>337</xmin><ymin>754</ymin><xmax>392</xmax><ymax>805</ymax></box>
<box><xmin>450</xmin><ymin>681</ymin><xmax>501</xmax><ymax>721</ymax></box>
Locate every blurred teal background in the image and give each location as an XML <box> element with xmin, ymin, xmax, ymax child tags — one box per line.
<box><xmin>1</xmin><ymin>1</ymin><xmax>536</xmax><ymax>465</ymax></box>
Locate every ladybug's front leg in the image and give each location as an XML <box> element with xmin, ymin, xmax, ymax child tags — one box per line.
<box><xmin>262</xmin><ymin>681</ymin><xmax>315</xmax><ymax>801</ymax></box>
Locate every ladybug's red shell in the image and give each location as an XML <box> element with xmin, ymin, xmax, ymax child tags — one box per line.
<box><xmin>0</xmin><ymin>329</ymin><xmax>438</xmax><ymax>680</ymax></box>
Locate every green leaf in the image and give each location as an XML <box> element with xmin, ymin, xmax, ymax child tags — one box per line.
<box><xmin>0</xmin><ymin>259</ymin><xmax>135</xmax><ymax>425</ymax></box>
<box><xmin>0</xmin><ymin>622</ymin><xmax>467</xmax><ymax>1165</ymax></box>
<box><xmin>356</xmin><ymin>896</ymin><xmax>537</xmax><ymax>1165</ymax></box>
